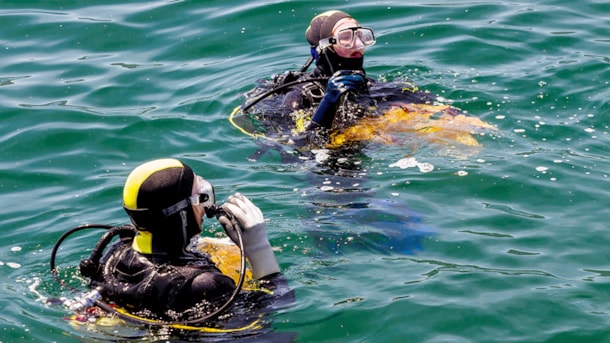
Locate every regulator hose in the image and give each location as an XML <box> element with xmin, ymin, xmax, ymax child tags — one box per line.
<box><xmin>49</xmin><ymin>217</ymin><xmax>247</xmax><ymax>327</ymax></box>
<box><xmin>49</xmin><ymin>223</ymin><xmax>114</xmax><ymax>292</ymax></box>
<box><xmin>240</xmin><ymin>76</ymin><xmax>329</xmax><ymax>113</ymax></box>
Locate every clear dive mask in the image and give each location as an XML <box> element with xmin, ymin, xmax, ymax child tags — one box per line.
<box><xmin>189</xmin><ymin>175</ymin><xmax>215</xmax><ymax>208</ymax></box>
<box><xmin>318</xmin><ymin>26</ymin><xmax>376</xmax><ymax>51</ymax></box>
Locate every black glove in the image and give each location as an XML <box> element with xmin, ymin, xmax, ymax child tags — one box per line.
<box><xmin>309</xmin><ymin>70</ymin><xmax>367</xmax><ymax>129</ymax></box>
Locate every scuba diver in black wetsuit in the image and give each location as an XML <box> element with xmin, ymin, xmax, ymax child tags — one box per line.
<box><xmin>238</xmin><ymin>10</ymin><xmax>441</xmax><ymax>153</ymax></box>
<box><xmin>54</xmin><ymin>158</ymin><xmax>293</xmax><ymax>328</ymax></box>
<box><xmin>232</xmin><ymin>11</ymin><xmax>441</xmax><ymax>257</ymax></box>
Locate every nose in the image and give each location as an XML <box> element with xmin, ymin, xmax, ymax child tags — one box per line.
<box><xmin>354</xmin><ymin>36</ymin><xmax>365</xmax><ymax>49</ymax></box>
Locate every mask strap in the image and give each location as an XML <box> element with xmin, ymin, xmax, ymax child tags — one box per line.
<box><xmin>162</xmin><ymin>199</ymin><xmax>190</xmax><ymax>217</ymax></box>
<box><xmin>310</xmin><ymin>46</ymin><xmax>319</xmax><ymax>61</ymax></box>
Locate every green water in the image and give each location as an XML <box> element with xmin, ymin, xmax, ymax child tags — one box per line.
<box><xmin>1</xmin><ymin>0</ymin><xmax>609</xmax><ymax>342</ymax></box>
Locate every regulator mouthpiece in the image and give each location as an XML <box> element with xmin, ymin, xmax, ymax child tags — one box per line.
<box><xmin>205</xmin><ymin>204</ymin><xmax>225</xmax><ymax>218</ymax></box>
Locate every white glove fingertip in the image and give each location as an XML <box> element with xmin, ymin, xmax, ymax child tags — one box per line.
<box><xmin>222</xmin><ymin>202</ymin><xmax>243</xmax><ymax>218</ymax></box>
<box><xmin>243</xmin><ymin>198</ymin><xmax>264</xmax><ymax>221</ymax></box>
<box><xmin>240</xmin><ymin>195</ymin><xmax>255</xmax><ymax>209</ymax></box>
<box><xmin>232</xmin><ymin>196</ymin><xmax>249</xmax><ymax>213</ymax></box>
<box><xmin>252</xmin><ymin>202</ymin><xmax>264</xmax><ymax>219</ymax></box>
<box><xmin>241</xmin><ymin>194</ymin><xmax>258</xmax><ymax>209</ymax></box>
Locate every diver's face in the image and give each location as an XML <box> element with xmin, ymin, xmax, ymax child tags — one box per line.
<box><xmin>332</xmin><ymin>18</ymin><xmax>365</xmax><ymax>58</ymax></box>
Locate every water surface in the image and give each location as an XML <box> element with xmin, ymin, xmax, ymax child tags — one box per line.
<box><xmin>1</xmin><ymin>0</ymin><xmax>609</xmax><ymax>342</ymax></box>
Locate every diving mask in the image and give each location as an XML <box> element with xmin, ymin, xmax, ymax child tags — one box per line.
<box><xmin>319</xmin><ymin>26</ymin><xmax>376</xmax><ymax>51</ymax></box>
<box><xmin>190</xmin><ymin>175</ymin><xmax>215</xmax><ymax>208</ymax></box>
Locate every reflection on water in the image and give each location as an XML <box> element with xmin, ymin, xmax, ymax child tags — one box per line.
<box><xmin>302</xmin><ymin>172</ymin><xmax>434</xmax><ymax>256</ymax></box>
<box><xmin>3</xmin><ymin>0</ymin><xmax>610</xmax><ymax>341</ymax></box>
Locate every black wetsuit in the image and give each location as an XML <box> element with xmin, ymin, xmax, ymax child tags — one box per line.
<box><xmin>92</xmin><ymin>237</ymin><xmax>291</xmax><ymax>320</ymax></box>
<box><xmin>245</xmin><ymin>68</ymin><xmax>436</xmax><ymax>145</ymax></box>
<box><xmin>281</xmin><ymin>73</ymin><xmax>433</xmax><ymax>113</ymax></box>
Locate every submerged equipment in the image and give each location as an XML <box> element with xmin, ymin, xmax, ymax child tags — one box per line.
<box><xmin>49</xmin><ymin>205</ymin><xmax>247</xmax><ymax>328</ymax></box>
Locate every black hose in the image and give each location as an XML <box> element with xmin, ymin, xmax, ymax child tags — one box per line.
<box><xmin>90</xmin><ymin>222</ymin><xmax>246</xmax><ymax>327</ymax></box>
<box><xmin>240</xmin><ymin>77</ymin><xmax>329</xmax><ymax>113</ymax></box>
<box><xmin>300</xmin><ymin>56</ymin><xmax>314</xmax><ymax>73</ymax></box>
<box><xmin>174</xmin><ymin>219</ymin><xmax>245</xmax><ymax>325</ymax></box>
<box><xmin>49</xmin><ymin>224</ymin><xmax>113</xmax><ymax>291</ymax></box>
<box><xmin>50</xmin><ymin>221</ymin><xmax>247</xmax><ymax>327</ymax></box>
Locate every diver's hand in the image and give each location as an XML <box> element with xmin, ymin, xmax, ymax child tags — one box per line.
<box><xmin>325</xmin><ymin>70</ymin><xmax>366</xmax><ymax>101</ymax></box>
<box><xmin>309</xmin><ymin>70</ymin><xmax>366</xmax><ymax>129</ymax></box>
<box><xmin>219</xmin><ymin>193</ymin><xmax>280</xmax><ymax>279</ymax></box>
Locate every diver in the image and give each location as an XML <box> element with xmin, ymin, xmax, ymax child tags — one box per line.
<box><xmin>232</xmin><ymin>11</ymin><xmax>484</xmax><ymax>258</ymax></box>
<box><xmin>238</xmin><ymin>9</ymin><xmax>440</xmax><ymax>151</ymax></box>
<box><xmin>58</xmin><ymin>158</ymin><xmax>292</xmax><ymax>325</ymax></box>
